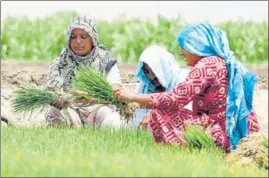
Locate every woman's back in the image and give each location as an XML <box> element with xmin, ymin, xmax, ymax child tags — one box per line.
<box><xmin>191</xmin><ymin>56</ymin><xmax>228</xmax><ymax>119</ymax></box>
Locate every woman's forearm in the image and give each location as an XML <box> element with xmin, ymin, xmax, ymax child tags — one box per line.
<box><xmin>132</xmin><ymin>93</ymin><xmax>154</xmax><ymax>109</ymax></box>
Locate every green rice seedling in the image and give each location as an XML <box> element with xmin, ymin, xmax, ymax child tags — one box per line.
<box><xmin>73</xmin><ymin>66</ymin><xmax>136</xmax><ymax>120</ymax></box>
<box><xmin>182</xmin><ymin>125</ymin><xmax>217</xmax><ymax>150</ymax></box>
<box><xmin>2</xmin><ymin>127</ymin><xmax>267</xmax><ymax>177</ymax></box>
<box><xmin>11</xmin><ymin>67</ymin><xmax>136</xmax><ymax>121</ymax></box>
<box><xmin>11</xmin><ymin>88</ymin><xmax>67</xmax><ymax>113</ymax></box>
<box><xmin>73</xmin><ymin>66</ymin><xmax>122</xmax><ymax>107</ymax></box>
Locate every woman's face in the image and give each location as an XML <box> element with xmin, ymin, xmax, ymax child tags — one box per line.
<box><xmin>69</xmin><ymin>28</ymin><xmax>93</xmax><ymax>56</ymax></box>
<box><xmin>142</xmin><ymin>63</ymin><xmax>162</xmax><ymax>88</ymax></box>
<box><xmin>179</xmin><ymin>48</ymin><xmax>202</xmax><ymax>66</ymax></box>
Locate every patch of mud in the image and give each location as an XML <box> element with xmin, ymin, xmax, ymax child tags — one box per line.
<box><xmin>121</xmin><ymin>73</ymin><xmax>139</xmax><ymax>84</ymax></box>
<box><xmin>0</xmin><ymin>62</ymin><xmax>268</xmax><ymax>135</ymax></box>
<box><xmin>253</xmin><ymin>90</ymin><xmax>268</xmax><ymax>136</ymax></box>
<box><xmin>225</xmin><ymin>132</ymin><xmax>268</xmax><ymax>170</ymax></box>
<box><xmin>1</xmin><ymin>70</ymin><xmax>140</xmax><ymax>90</ymax></box>
<box><xmin>1</xmin><ymin>62</ymin><xmax>268</xmax><ymax>90</ymax></box>
<box><xmin>1</xmin><ymin>70</ymin><xmax>267</xmax><ymax>90</ymax></box>
<box><xmin>1</xmin><ymin>70</ymin><xmax>46</xmax><ymax>90</ymax></box>
<box><xmin>256</xmin><ymin>76</ymin><xmax>268</xmax><ymax>90</ymax></box>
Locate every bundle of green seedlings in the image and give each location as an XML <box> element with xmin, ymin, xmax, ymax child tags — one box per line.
<box><xmin>12</xmin><ymin>88</ymin><xmax>69</xmax><ymax>114</ymax></box>
<box><xmin>182</xmin><ymin>125</ymin><xmax>218</xmax><ymax>151</ymax></box>
<box><xmin>183</xmin><ymin>125</ymin><xmax>269</xmax><ymax>170</ymax></box>
<box><xmin>12</xmin><ymin>66</ymin><xmax>136</xmax><ymax>122</ymax></box>
<box><xmin>73</xmin><ymin>66</ymin><xmax>137</xmax><ymax>121</ymax></box>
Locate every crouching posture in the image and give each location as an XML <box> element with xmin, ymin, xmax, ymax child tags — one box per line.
<box><xmin>45</xmin><ymin>15</ymin><xmax>127</xmax><ymax>129</ymax></box>
<box><xmin>113</xmin><ymin>23</ymin><xmax>261</xmax><ymax>151</ymax></box>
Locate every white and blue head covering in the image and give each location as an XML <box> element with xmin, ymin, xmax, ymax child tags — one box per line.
<box><xmin>134</xmin><ymin>45</ymin><xmax>189</xmax><ymax>127</ymax></box>
<box><xmin>177</xmin><ymin>23</ymin><xmax>258</xmax><ymax>150</ymax></box>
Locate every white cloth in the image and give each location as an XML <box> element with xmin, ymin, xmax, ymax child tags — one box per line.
<box><xmin>106</xmin><ymin>64</ymin><xmax>122</xmax><ymax>85</ymax></box>
<box><xmin>45</xmin><ymin>63</ymin><xmax>125</xmax><ymax>129</ymax></box>
<box><xmin>133</xmin><ymin>45</ymin><xmax>192</xmax><ymax>127</ymax></box>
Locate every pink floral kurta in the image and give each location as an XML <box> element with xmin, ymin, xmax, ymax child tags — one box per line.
<box><xmin>148</xmin><ymin>56</ymin><xmax>260</xmax><ymax>150</ymax></box>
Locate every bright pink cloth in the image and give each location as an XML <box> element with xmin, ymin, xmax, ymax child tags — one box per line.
<box><xmin>148</xmin><ymin>56</ymin><xmax>260</xmax><ymax>150</ymax></box>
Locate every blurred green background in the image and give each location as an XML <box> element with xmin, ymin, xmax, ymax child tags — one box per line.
<box><xmin>1</xmin><ymin>11</ymin><xmax>268</xmax><ymax>64</ymax></box>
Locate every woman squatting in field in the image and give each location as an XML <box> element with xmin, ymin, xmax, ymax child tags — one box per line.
<box><xmin>45</xmin><ymin>15</ymin><xmax>127</xmax><ymax>129</ymax></box>
<box><xmin>133</xmin><ymin>45</ymin><xmax>191</xmax><ymax>129</ymax></box>
<box><xmin>113</xmin><ymin>23</ymin><xmax>261</xmax><ymax>151</ymax></box>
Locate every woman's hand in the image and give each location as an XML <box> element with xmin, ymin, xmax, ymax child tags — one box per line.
<box><xmin>46</xmin><ymin>87</ymin><xmax>69</xmax><ymax>110</ymax></box>
<box><xmin>113</xmin><ymin>86</ymin><xmax>134</xmax><ymax>103</ymax></box>
<box><xmin>72</xmin><ymin>97</ymin><xmax>93</xmax><ymax>105</ymax></box>
<box><xmin>68</xmin><ymin>90</ymin><xmax>92</xmax><ymax>105</ymax></box>
<box><xmin>113</xmin><ymin>85</ymin><xmax>153</xmax><ymax>109</ymax></box>
<box><xmin>51</xmin><ymin>99</ymin><xmax>69</xmax><ymax>110</ymax></box>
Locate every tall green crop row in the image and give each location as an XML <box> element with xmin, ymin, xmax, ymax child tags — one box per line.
<box><xmin>1</xmin><ymin>11</ymin><xmax>268</xmax><ymax>63</ymax></box>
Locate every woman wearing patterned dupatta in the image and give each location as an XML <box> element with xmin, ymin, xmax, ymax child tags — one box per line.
<box><xmin>44</xmin><ymin>15</ymin><xmax>126</xmax><ymax>129</ymax></box>
<box><xmin>113</xmin><ymin>23</ymin><xmax>261</xmax><ymax>151</ymax></box>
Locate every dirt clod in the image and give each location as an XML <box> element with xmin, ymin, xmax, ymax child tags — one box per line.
<box><xmin>225</xmin><ymin>132</ymin><xmax>268</xmax><ymax>170</ymax></box>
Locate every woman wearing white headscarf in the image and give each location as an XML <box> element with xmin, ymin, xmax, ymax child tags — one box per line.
<box><xmin>45</xmin><ymin>15</ymin><xmax>125</xmax><ymax>128</ymax></box>
<box><xmin>134</xmin><ymin>45</ymin><xmax>191</xmax><ymax>128</ymax></box>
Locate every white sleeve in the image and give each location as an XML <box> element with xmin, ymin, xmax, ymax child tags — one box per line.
<box><xmin>106</xmin><ymin>64</ymin><xmax>122</xmax><ymax>85</ymax></box>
